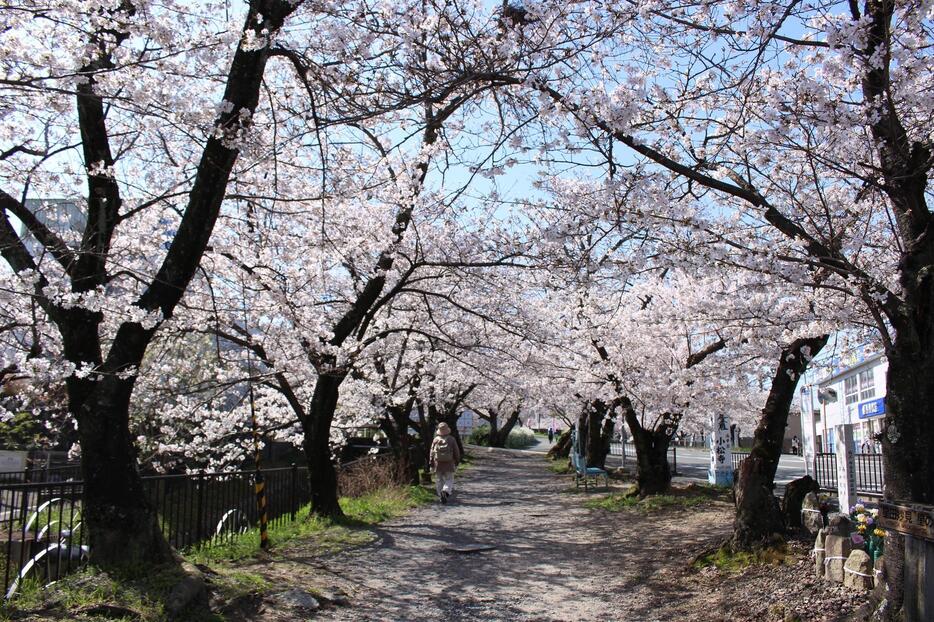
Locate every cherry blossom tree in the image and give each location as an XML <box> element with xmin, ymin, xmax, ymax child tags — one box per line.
<box><xmin>0</xmin><ymin>0</ymin><xmax>305</xmax><ymax>567</ymax></box>
<box><xmin>472</xmin><ymin>2</ymin><xmax>928</xmax><ymax>608</ymax></box>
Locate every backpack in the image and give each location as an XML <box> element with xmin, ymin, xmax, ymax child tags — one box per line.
<box><xmin>435</xmin><ymin>437</ymin><xmax>454</xmax><ymax>463</ymax></box>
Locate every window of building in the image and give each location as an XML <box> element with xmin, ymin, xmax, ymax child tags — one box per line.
<box><xmin>844</xmin><ymin>375</ymin><xmax>859</xmax><ymax>405</ymax></box>
<box><xmin>859</xmin><ymin>369</ymin><xmax>876</xmax><ymax>401</ymax></box>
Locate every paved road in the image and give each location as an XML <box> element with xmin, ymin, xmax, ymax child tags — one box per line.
<box><xmin>513</xmin><ymin>439</ymin><xmax>810</xmax><ymax>491</ymax></box>
<box><xmin>605</xmin><ymin>446</ymin><xmax>807</xmax><ymax>487</ymax></box>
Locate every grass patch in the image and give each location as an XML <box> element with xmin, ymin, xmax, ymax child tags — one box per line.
<box><xmin>208</xmin><ymin>568</ymin><xmax>270</xmax><ymax>601</ymax></box>
<box><xmin>2</xmin><ymin>482</ymin><xmax>434</xmax><ymax>621</ymax></box>
<box><xmin>584</xmin><ymin>484</ymin><xmax>725</xmax><ymax>513</ymax></box>
<box><xmin>548</xmin><ymin>460</ymin><xmax>572</xmax><ymax>474</ymax></box>
<box><xmin>188</xmin><ymin>484</ymin><xmax>433</xmax><ymax>564</ymax></box>
<box><xmin>3</xmin><ymin>564</ymin><xmax>220</xmax><ymax>622</ymax></box>
<box><xmin>456</xmin><ymin>456</ymin><xmax>473</xmax><ymax>474</ymax></box>
<box><xmin>340</xmin><ymin>485</ymin><xmax>435</xmax><ymax>523</ymax></box>
<box><xmin>692</xmin><ymin>543</ymin><xmax>789</xmax><ymax>572</ymax></box>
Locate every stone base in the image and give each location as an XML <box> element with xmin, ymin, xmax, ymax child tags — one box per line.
<box><xmin>708</xmin><ymin>468</ymin><xmax>733</xmax><ymax>486</ymax></box>
<box><xmin>813</xmin><ymin>529</ymin><xmax>826</xmax><ymax>579</ymax></box>
<box><xmin>843</xmin><ymin>550</ymin><xmax>873</xmax><ymax>590</ymax></box>
<box><xmin>824</xmin><ymin>535</ymin><xmax>852</xmax><ymax>583</ymax></box>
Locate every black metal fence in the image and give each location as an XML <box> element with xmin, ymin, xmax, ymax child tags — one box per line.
<box><xmin>729</xmin><ymin>450</ymin><xmax>883</xmax><ymax>497</ymax></box>
<box><xmin>0</xmin><ymin>464</ymin><xmax>82</xmax><ymax>486</ymax></box>
<box><xmin>608</xmin><ymin>442</ymin><xmax>678</xmax><ymax>475</ymax></box>
<box><xmin>0</xmin><ymin>465</ymin><xmax>310</xmax><ymax>598</ymax></box>
<box><xmin>812</xmin><ymin>452</ymin><xmax>884</xmax><ymax>496</ymax></box>
<box><xmin>813</xmin><ymin>452</ymin><xmax>837</xmax><ymax>490</ymax></box>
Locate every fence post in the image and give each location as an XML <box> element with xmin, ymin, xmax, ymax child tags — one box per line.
<box><xmin>195</xmin><ymin>470</ymin><xmax>206</xmax><ymax>545</ymax></box>
<box><xmin>18</xmin><ymin>479</ymin><xmax>30</xmax><ymax>531</ymax></box>
<box><xmin>253</xmin><ymin>468</ymin><xmax>268</xmax><ymax>549</ymax></box>
<box><xmin>290</xmin><ymin>463</ymin><xmax>298</xmax><ymax>521</ymax></box>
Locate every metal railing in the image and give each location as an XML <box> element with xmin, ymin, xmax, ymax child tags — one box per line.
<box><xmin>731</xmin><ymin>451</ymin><xmax>750</xmax><ymax>471</ymax></box>
<box><xmin>812</xmin><ymin>452</ymin><xmax>884</xmax><ymax>496</ymax></box>
<box><xmin>0</xmin><ymin>465</ymin><xmax>310</xmax><ymax>598</ymax></box>
<box><xmin>813</xmin><ymin>452</ymin><xmax>838</xmax><ymax>490</ymax></box>
<box><xmin>853</xmin><ymin>453</ymin><xmax>884</xmax><ymax>495</ymax></box>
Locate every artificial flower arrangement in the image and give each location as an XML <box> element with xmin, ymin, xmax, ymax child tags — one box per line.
<box><xmin>850</xmin><ymin>502</ymin><xmax>885</xmax><ymax>560</ymax></box>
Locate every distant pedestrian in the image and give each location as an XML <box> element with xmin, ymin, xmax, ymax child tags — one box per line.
<box><xmin>431</xmin><ymin>422</ymin><xmax>461</xmax><ymax>504</ymax></box>
<box><xmin>791</xmin><ymin>435</ymin><xmax>800</xmax><ymax>455</ymax></box>
<box><xmin>547</xmin><ymin>427</ymin><xmax>554</xmax><ymax>443</ymax></box>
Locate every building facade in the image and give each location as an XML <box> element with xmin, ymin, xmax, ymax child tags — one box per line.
<box><xmin>799</xmin><ymin>351</ymin><xmax>886</xmax><ymax>459</ymax></box>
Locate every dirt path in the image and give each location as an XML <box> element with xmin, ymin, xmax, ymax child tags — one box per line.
<box><xmin>245</xmin><ymin>449</ymin><xmax>868</xmax><ymax>622</ymax></box>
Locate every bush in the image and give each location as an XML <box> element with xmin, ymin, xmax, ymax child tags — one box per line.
<box><xmin>466</xmin><ymin>425</ymin><xmax>491</xmax><ymax>446</ymax></box>
<box><xmin>466</xmin><ymin>425</ymin><xmax>536</xmax><ymax>449</ymax></box>
<box><xmin>338</xmin><ymin>454</ymin><xmax>406</xmax><ymax>497</ymax></box>
<box><xmin>505</xmin><ymin>427</ymin><xmax>536</xmax><ymax>449</ymax></box>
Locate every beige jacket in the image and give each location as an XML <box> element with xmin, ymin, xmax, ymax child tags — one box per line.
<box><xmin>430</xmin><ymin>434</ymin><xmax>461</xmax><ymax>474</ymax></box>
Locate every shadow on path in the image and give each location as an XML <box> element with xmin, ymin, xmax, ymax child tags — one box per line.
<box><xmin>293</xmin><ymin>448</ymin><xmax>734</xmax><ymax>622</ymax></box>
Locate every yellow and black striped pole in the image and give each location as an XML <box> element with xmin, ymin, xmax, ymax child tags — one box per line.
<box><xmin>249</xmin><ymin>380</ymin><xmax>269</xmax><ymax>549</ymax></box>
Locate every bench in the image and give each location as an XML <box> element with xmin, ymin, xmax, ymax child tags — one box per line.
<box><xmin>571</xmin><ymin>450</ymin><xmax>609</xmax><ymax>491</ymax></box>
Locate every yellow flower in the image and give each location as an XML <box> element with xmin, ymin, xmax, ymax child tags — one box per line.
<box><xmin>858</xmin><ymin>524</ymin><xmax>867</xmax><ymax>533</ymax></box>
<box><xmin>857</xmin><ymin>514</ymin><xmax>867</xmax><ymax>523</ymax></box>
<box><xmin>874</xmin><ymin>528</ymin><xmax>885</xmax><ymax>538</ymax></box>
<box><xmin>870</xmin><ymin>509</ymin><xmax>879</xmax><ymax>518</ymax></box>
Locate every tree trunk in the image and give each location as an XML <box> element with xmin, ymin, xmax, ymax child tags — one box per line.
<box><xmin>379</xmin><ymin>406</ymin><xmax>418</xmax><ymax>484</ymax></box>
<box><xmin>581</xmin><ymin>401</ymin><xmax>612</xmax><ymax>468</ymax></box>
<box><xmin>630</xmin><ymin>426</ymin><xmax>672</xmax><ymax>495</ymax></box>
<box><xmin>76</xmin><ymin>374</ymin><xmax>173</xmax><ymax>567</ymax></box>
<box><xmin>488</xmin><ymin>408</ymin><xmax>520</xmax><ymax>447</ymax></box>
<box><xmin>731</xmin><ymin>335</ymin><xmax>828</xmax><ymax>551</ymax></box>
<box><xmin>547</xmin><ymin>430</ymin><xmax>572</xmax><ymax>460</ymax></box>
<box><xmin>597</xmin><ymin>416</ymin><xmax>615</xmax><ymax>470</ymax></box>
<box><xmin>622</xmin><ymin>399</ymin><xmax>675</xmax><ymax>495</ymax></box>
<box><xmin>303</xmin><ymin>372</ymin><xmax>345</xmax><ymax>518</ymax></box>
<box><xmin>879</xmin><ymin>344</ymin><xmax>934</xmax><ymax>615</ymax></box>
<box><xmin>414</xmin><ymin>401</ymin><xmax>433</xmax><ymax>483</ymax></box>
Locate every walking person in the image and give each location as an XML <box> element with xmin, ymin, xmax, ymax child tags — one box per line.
<box><xmin>791</xmin><ymin>435</ymin><xmax>800</xmax><ymax>456</ymax></box>
<box><xmin>431</xmin><ymin>422</ymin><xmax>461</xmax><ymax>504</ymax></box>
<box><xmin>547</xmin><ymin>427</ymin><xmax>554</xmax><ymax>444</ymax></box>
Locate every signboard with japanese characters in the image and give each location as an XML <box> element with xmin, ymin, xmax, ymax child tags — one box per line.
<box><xmin>834</xmin><ymin>425</ymin><xmax>857</xmax><ymax>513</ymax></box>
<box><xmin>879</xmin><ymin>501</ymin><xmax>934</xmax><ymax>542</ymax></box>
<box><xmin>708</xmin><ymin>413</ymin><xmax>733</xmax><ymax>486</ymax></box>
